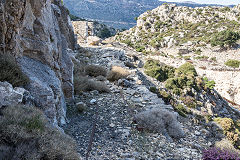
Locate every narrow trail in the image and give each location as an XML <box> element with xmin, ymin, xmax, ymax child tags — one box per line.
<box><xmin>63</xmin><ymin>44</ymin><xmax>217</xmax><ymax>160</ymax></box>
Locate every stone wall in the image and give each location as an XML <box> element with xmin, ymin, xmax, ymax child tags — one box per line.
<box><xmin>0</xmin><ymin>0</ymin><xmax>76</xmax><ymax>126</ymax></box>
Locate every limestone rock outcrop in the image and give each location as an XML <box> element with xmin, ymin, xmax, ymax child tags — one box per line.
<box><xmin>0</xmin><ymin>82</ymin><xmax>26</xmax><ymax>107</ymax></box>
<box><xmin>0</xmin><ymin>0</ymin><xmax>76</xmax><ymax>125</ymax></box>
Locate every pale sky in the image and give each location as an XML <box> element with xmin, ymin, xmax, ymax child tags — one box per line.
<box><xmin>165</xmin><ymin>0</ymin><xmax>240</xmax><ymax>5</ymax></box>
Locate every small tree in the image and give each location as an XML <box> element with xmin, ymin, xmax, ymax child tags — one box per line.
<box><xmin>97</xmin><ymin>27</ymin><xmax>111</xmax><ymax>39</ymax></box>
<box><xmin>211</xmin><ymin>30</ymin><xmax>240</xmax><ymax>48</ymax></box>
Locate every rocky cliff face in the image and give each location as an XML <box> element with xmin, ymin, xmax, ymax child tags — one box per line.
<box><xmin>0</xmin><ymin>0</ymin><xmax>76</xmax><ymax>126</ymax></box>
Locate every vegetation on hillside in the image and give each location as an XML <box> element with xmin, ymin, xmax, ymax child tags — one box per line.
<box><xmin>116</xmin><ymin>4</ymin><xmax>240</xmax><ymax>53</ymax></box>
<box><xmin>211</xmin><ymin>30</ymin><xmax>240</xmax><ymax>48</ymax></box>
<box><xmin>224</xmin><ymin>59</ymin><xmax>240</xmax><ymax>68</ymax></box>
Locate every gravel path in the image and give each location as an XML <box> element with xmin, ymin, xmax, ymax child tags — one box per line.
<box><xmin>63</xmin><ymin>45</ymin><xmax>219</xmax><ymax>160</ymax></box>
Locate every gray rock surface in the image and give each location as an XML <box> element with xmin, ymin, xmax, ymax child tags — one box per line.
<box><xmin>18</xmin><ymin>56</ymin><xmax>67</xmax><ymax>125</ymax></box>
<box><xmin>0</xmin><ymin>81</ymin><xmax>25</xmax><ymax>107</ymax></box>
<box><xmin>0</xmin><ymin>0</ymin><xmax>76</xmax><ymax>125</ymax></box>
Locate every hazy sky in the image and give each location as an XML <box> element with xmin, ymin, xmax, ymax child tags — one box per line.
<box><xmin>165</xmin><ymin>0</ymin><xmax>240</xmax><ymax>5</ymax></box>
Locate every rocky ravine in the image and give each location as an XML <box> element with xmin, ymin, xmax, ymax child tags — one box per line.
<box><xmin>63</xmin><ymin>42</ymin><xmax>240</xmax><ymax>159</ymax></box>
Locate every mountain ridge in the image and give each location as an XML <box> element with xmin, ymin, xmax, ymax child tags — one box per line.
<box><xmin>64</xmin><ymin>0</ymin><xmax>234</xmax><ymax>29</ymax></box>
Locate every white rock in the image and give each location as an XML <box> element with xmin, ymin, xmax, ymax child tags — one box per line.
<box><xmin>109</xmin><ymin>123</ymin><xmax>115</xmax><ymax>127</ymax></box>
<box><xmin>0</xmin><ymin>81</ymin><xmax>25</xmax><ymax>107</ymax></box>
<box><xmin>90</xmin><ymin>99</ymin><xmax>97</xmax><ymax>104</ymax></box>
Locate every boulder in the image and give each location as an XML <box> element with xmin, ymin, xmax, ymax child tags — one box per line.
<box><xmin>0</xmin><ymin>81</ymin><xmax>25</xmax><ymax>107</ymax></box>
<box><xmin>18</xmin><ymin>56</ymin><xmax>67</xmax><ymax>125</ymax></box>
<box><xmin>87</xmin><ymin>36</ymin><xmax>102</xmax><ymax>45</ymax></box>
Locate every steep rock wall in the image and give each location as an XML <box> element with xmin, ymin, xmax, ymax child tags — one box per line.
<box><xmin>0</xmin><ymin>0</ymin><xmax>76</xmax><ymax>126</ymax></box>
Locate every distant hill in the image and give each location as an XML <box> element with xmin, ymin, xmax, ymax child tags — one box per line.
<box><xmin>64</xmin><ymin>0</ymin><xmax>234</xmax><ymax>29</ymax></box>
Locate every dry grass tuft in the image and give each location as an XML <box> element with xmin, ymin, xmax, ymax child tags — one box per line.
<box><xmin>134</xmin><ymin>108</ymin><xmax>185</xmax><ymax>139</ymax></box>
<box><xmin>0</xmin><ymin>54</ymin><xmax>29</xmax><ymax>87</ymax></box>
<box><xmin>85</xmin><ymin>65</ymin><xmax>108</xmax><ymax>77</ymax></box>
<box><xmin>76</xmin><ymin>47</ymin><xmax>93</xmax><ymax>59</ymax></box>
<box><xmin>0</xmin><ymin>105</ymin><xmax>80</xmax><ymax>160</ymax></box>
<box><xmin>74</xmin><ymin>75</ymin><xmax>110</xmax><ymax>94</ymax></box>
<box><xmin>107</xmin><ymin>66</ymin><xmax>130</xmax><ymax>81</ymax></box>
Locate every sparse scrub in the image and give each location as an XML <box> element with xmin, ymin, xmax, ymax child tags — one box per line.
<box><xmin>215</xmin><ymin>138</ymin><xmax>240</xmax><ymax>155</ymax></box>
<box><xmin>174</xmin><ymin>104</ymin><xmax>190</xmax><ymax>117</ymax></box>
<box><xmin>194</xmin><ymin>49</ymin><xmax>202</xmax><ymax>55</ymax></box>
<box><xmin>0</xmin><ymin>105</ymin><xmax>80</xmax><ymax>160</ymax></box>
<box><xmin>159</xmin><ymin>89</ymin><xmax>172</xmax><ymax>103</ymax></box>
<box><xmin>175</xmin><ymin>62</ymin><xmax>197</xmax><ymax>77</ymax></box>
<box><xmin>210</xmin><ymin>57</ymin><xmax>217</xmax><ymax>62</ymax></box>
<box><xmin>85</xmin><ymin>65</ymin><xmax>108</xmax><ymax>77</ymax></box>
<box><xmin>135</xmin><ymin>45</ymin><xmax>145</xmax><ymax>52</ymax></box>
<box><xmin>194</xmin><ymin>56</ymin><xmax>209</xmax><ymax>61</ymax></box>
<box><xmin>214</xmin><ymin>117</ymin><xmax>240</xmax><ymax>149</ymax></box>
<box><xmin>211</xmin><ymin>30</ymin><xmax>240</xmax><ymax>48</ymax></box>
<box><xmin>203</xmin><ymin>77</ymin><xmax>216</xmax><ymax>90</ymax></box>
<box><xmin>165</xmin><ymin>63</ymin><xmax>199</xmax><ymax>95</ymax></box>
<box><xmin>183</xmin><ymin>56</ymin><xmax>191</xmax><ymax>60</ymax></box>
<box><xmin>107</xmin><ymin>66</ymin><xmax>130</xmax><ymax>81</ymax></box>
<box><xmin>224</xmin><ymin>59</ymin><xmax>240</xmax><ymax>68</ymax></box>
<box><xmin>0</xmin><ymin>54</ymin><xmax>29</xmax><ymax>87</ymax></box>
<box><xmin>144</xmin><ymin>59</ymin><xmax>175</xmax><ymax>82</ymax></box>
<box><xmin>134</xmin><ymin>109</ymin><xmax>185</xmax><ymax>139</ymax></box>
<box><xmin>180</xmin><ymin>96</ymin><xmax>197</xmax><ymax>108</ymax></box>
<box><xmin>74</xmin><ymin>75</ymin><xmax>110</xmax><ymax>94</ymax></box>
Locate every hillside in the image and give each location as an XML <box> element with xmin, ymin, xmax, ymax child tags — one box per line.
<box><xmin>64</xmin><ymin>0</ymin><xmax>229</xmax><ymax>29</ymax></box>
<box><xmin>115</xmin><ymin>4</ymin><xmax>240</xmax><ymax>105</ymax></box>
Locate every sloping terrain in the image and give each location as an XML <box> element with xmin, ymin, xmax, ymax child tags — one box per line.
<box><xmin>64</xmin><ymin>0</ymin><xmax>228</xmax><ymax>29</ymax></box>
<box><xmin>63</xmin><ymin>42</ymin><xmax>240</xmax><ymax>159</ymax></box>
<box><xmin>116</xmin><ymin>3</ymin><xmax>240</xmax><ymax>105</ymax></box>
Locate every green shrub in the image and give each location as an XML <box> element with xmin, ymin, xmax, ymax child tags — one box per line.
<box><xmin>214</xmin><ymin>117</ymin><xmax>240</xmax><ymax>149</ymax></box>
<box><xmin>180</xmin><ymin>96</ymin><xmax>197</xmax><ymax>108</ymax></box>
<box><xmin>175</xmin><ymin>62</ymin><xmax>197</xmax><ymax>77</ymax></box>
<box><xmin>194</xmin><ymin>56</ymin><xmax>209</xmax><ymax>61</ymax></box>
<box><xmin>203</xmin><ymin>77</ymin><xmax>216</xmax><ymax>90</ymax></box>
<box><xmin>69</xmin><ymin>14</ymin><xmax>85</xmax><ymax>21</ymax></box>
<box><xmin>0</xmin><ymin>54</ymin><xmax>29</xmax><ymax>87</ymax></box>
<box><xmin>183</xmin><ymin>56</ymin><xmax>191</xmax><ymax>60</ymax></box>
<box><xmin>97</xmin><ymin>27</ymin><xmax>111</xmax><ymax>39</ymax></box>
<box><xmin>211</xmin><ymin>30</ymin><xmax>240</xmax><ymax>48</ymax></box>
<box><xmin>149</xmin><ymin>86</ymin><xmax>158</xmax><ymax>93</ymax></box>
<box><xmin>135</xmin><ymin>45</ymin><xmax>145</xmax><ymax>52</ymax></box>
<box><xmin>210</xmin><ymin>57</ymin><xmax>217</xmax><ymax>62</ymax></box>
<box><xmin>224</xmin><ymin>59</ymin><xmax>240</xmax><ymax>68</ymax></box>
<box><xmin>165</xmin><ymin>75</ymin><xmax>198</xmax><ymax>95</ymax></box>
<box><xmin>175</xmin><ymin>104</ymin><xmax>189</xmax><ymax>117</ymax></box>
<box><xmin>165</xmin><ymin>63</ymin><xmax>199</xmax><ymax>95</ymax></box>
<box><xmin>144</xmin><ymin>60</ymin><xmax>175</xmax><ymax>82</ymax></box>
<box><xmin>121</xmin><ymin>39</ymin><xmax>133</xmax><ymax>47</ymax></box>
<box><xmin>194</xmin><ymin>49</ymin><xmax>202</xmax><ymax>55</ymax></box>
<box><xmin>159</xmin><ymin>89</ymin><xmax>172</xmax><ymax>103</ymax></box>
